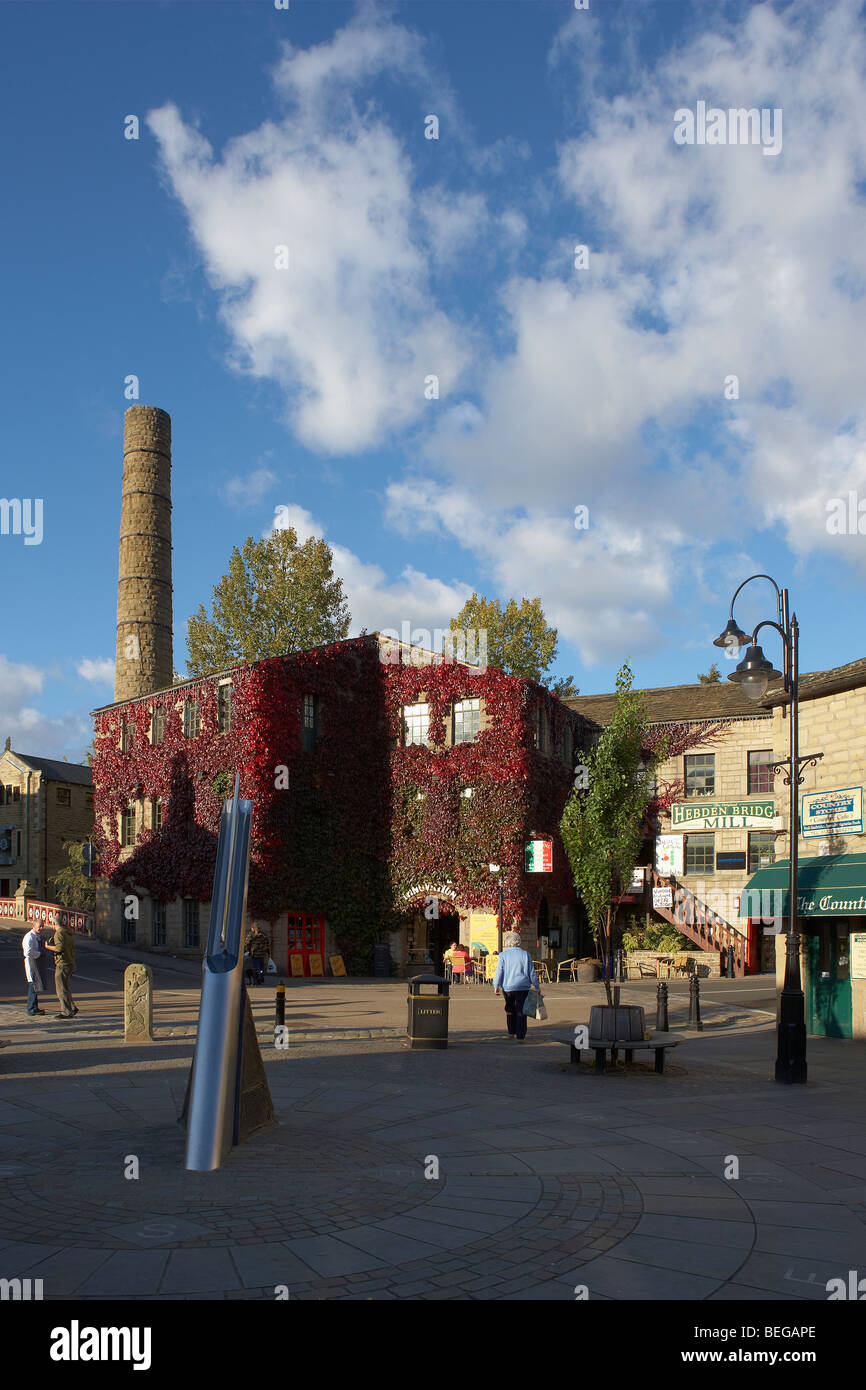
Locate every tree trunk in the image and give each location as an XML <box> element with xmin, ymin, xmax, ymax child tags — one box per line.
<box><xmin>601</xmin><ymin>906</ymin><xmax>613</xmax><ymax>1006</ymax></box>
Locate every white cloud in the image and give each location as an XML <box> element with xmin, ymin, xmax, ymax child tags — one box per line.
<box><xmin>269</xmin><ymin>502</ymin><xmax>320</xmax><ymax>545</ymax></box>
<box><xmin>0</xmin><ymin>656</ymin><xmax>88</xmax><ymax>758</ymax></box>
<box><xmin>222</xmin><ymin>468</ymin><xmax>278</xmax><ymax>510</ymax></box>
<box><xmin>270</xmin><ymin>500</ymin><xmax>470</xmax><ymax>636</ymax></box>
<box><xmin>76</xmin><ymin>658</ymin><xmax>115</xmax><ymax>684</ymax></box>
<box><xmin>147</xmin><ymin>11</ymin><xmax>470</xmax><ymax>454</ymax></box>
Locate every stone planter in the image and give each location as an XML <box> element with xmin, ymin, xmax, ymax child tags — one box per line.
<box><xmin>576</xmin><ymin>959</ymin><xmax>600</xmax><ymax>983</ymax></box>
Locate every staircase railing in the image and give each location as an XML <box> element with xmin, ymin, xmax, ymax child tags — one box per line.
<box><xmin>649</xmin><ymin>869</ymin><xmax>747</xmax><ymax>976</ymax></box>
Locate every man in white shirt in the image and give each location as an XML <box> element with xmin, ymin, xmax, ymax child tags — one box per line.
<box><xmin>22</xmin><ymin>924</ymin><xmax>46</xmax><ymax>1016</ymax></box>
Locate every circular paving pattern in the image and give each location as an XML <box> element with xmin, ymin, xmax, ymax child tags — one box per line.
<box><xmin>0</xmin><ymin>1097</ymin><xmax>646</xmax><ymax>1300</ymax></box>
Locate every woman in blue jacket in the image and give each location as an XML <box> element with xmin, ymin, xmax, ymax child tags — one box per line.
<box><xmin>493</xmin><ymin>931</ymin><xmax>540</xmax><ymax>1041</ymax></box>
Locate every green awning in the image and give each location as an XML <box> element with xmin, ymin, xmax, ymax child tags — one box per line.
<box><xmin>740</xmin><ymin>854</ymin><xmax>866</xmax><ymax>919</ymax></box>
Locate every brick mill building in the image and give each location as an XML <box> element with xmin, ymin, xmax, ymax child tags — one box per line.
<box><xmin>91</xmin><ymin>407</ymin><xmax>596</xmax><ymax>973</ymax></box>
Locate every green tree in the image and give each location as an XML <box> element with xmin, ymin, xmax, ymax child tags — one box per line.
<box><xmin>52</xmin><ymin>840</ymin><xmax>96</xmax><ymax>911</ymax></box>
<box><xmin>448</xmin><ymin>594</ymin><xmax>578</xmax><ymax>696</ymax></box>
<box><xmin>697</xmin><ymin>663</ymin><xmax>721</xmax><ymax>683</ymax></box>
<box><xmin>186</xmin><ymin>527</ymin><xmax>351</xmax><ymax>676</ymax></box>
<box><xmin>559</xmin><ymin>662</ymin><xmax>664</xmax><ymax>1004</ymax></box>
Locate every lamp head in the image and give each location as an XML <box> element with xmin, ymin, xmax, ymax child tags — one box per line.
<box><xmin>728</xmin><ymin>645</ymin><xmax>781</xmax><ymax>702</ymax></box>
<box><xmin>713</xmin><ymin>618</ymin><xmax>752</xmax><ymax>651</ymax></box>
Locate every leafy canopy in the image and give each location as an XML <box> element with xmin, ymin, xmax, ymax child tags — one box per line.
<box><xmin>560</xmin><ymin>663</ymin><xmax>665</xmax><ymax>996</ymax></box>
<box><xmin>52</xmin><ymin>841</ymin><xmax>96</xmax><ymax>911</ymax></box>
<box><xmin>186</xmin><ymin>527</ymin><xmax>351</xmax><ymax>677</ymax></box>
<box><xmin>449</xmin><ymin>594</ymin><xmax>578</xmax><ymax>697</ymax></box>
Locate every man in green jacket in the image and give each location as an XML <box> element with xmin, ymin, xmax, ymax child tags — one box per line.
<box><xmin>44</xmin><ymin>921</ymin><xmax>78</xmax><ymax>1018</ymax></box>
<box><xmin>244</xmin><ymin>923</ymin><xmax>271</xmax><ymax>985</ymax></box>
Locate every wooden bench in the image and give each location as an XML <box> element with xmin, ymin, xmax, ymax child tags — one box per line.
<box><xmin>554</xmin><ymin>1029</ymin><xmax>681</xmax><ymax>1075</ymax></box>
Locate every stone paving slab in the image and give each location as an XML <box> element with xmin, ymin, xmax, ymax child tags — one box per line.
<box><xmin>161</xmin><ymin>1249</ymin><xmax>242</xmax><ymax>1294</ymax></box>
<box><xmin>611</xmin><ymin>1232</ymin><xmax>749</xmax><ymax>1278</ymax></box>
<box><xmin>76</xmin><ymin>1249</ymin><xmax>170</xmax><ymax>1298</ymax></box>
<box><xmin>631</xmin><ymin>1213</ymin><xmax>754</xmax><ymax>1247</ymax></box>
<box><xmin>557</xmin><ymin>1254</ymin><xmax>722</xmax><ymax>1300</ymax></box>
<box><xmin>729</xmin><ymin>1250</ymin><xmax>844</xmax><ymax>1299</ymax></box>
<box><xmin>282</xmin><ymin>1234</ymin><xmax>388</xmax><ymax>1275</ymax></box>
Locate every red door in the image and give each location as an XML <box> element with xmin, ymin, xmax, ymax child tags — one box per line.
<box><xmin>286</xmin><ymin>912</ymin><xmax>325</xmax><ymax>976</ymax></box>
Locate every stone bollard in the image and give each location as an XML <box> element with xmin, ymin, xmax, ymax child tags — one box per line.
<box><xmin>688</xmin><ymin>972</ymin><xmax>703</xmax><ymax>1032</ymax></box>
<box><xmin>124</xmin><ymin>962</ymin><xmax>154</xmax><ymax>1042</ymax></box>
<box><xmin>656</xmin><ymin>980</ymin><xmax>669</xmax><ymax>1032</ymax></box>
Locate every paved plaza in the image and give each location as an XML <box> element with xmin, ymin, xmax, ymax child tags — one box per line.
<box><xmin>1</xmin><ymin>937</ymin><xmax>866</xmax><ymax>1301</ymax></box>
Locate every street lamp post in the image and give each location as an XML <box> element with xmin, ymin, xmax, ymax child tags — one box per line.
<box><xmin>713</xmin><ymin>575</ymin><xmax>808</xmax><ymax>1083</ymax></box>
<box><xmin>489</xmin><ymin>864</ymin><xmax>504</xmax><ymax>952</ymax></box>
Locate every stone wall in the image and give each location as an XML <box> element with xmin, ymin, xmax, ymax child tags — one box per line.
<box><xmin>770</xmin><ymin>684</ymin><xmax>866</xmax><ymax>861</ymax></box>
<box><xmin>626</xmin><ymin>948</ymin><xmax>722</xmax><ymax>978</ymax></box>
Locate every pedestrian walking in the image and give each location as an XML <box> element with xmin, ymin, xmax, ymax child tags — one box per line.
<box><xmin>493</xmin><ymin>931</ymin><xmax>539</xmax><ymax>1041</ymax></box>
<box><xmin>244</xmin><ymin>923</ymin><xmax>271</xmax><ymax>985</ymax></box>
<box><xmin>22</xmin><ymin>922</ymin><xmax>46</xmax><ymax>1016</ymax></box>
<box><xmin>43</xmin><ymin>919</ymin><xmax>78</xmax><ymax>1018</ymax></box>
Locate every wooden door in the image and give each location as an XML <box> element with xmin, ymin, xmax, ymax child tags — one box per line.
<box><xmin>286</xmin><ymin>912</ymin><xmax>325</xmax><ymax>977</ymax></box>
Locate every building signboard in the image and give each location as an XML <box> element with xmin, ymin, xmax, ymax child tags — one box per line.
<box><xmin>654</xmin><ymin>835</ymin><xmax>683</xmax><ymax>877</ymax></box>
<box><xmin>525</xmin><ymin>838</ymin><xmax>552</xmax><ymax>872</ymax></box>
<box><xmin>801</xmin><ymin>787</ymin><xmax>863</xmax><ymax>839</ymax></box>
<box><xmin>653</xmin><ymin>887</ymin><xmax>673</xmax><ymax>910</ymax></box>
<box><xmin>670</xmin><ymin>800</ymin><xmax>775</xmax><ymax>830</ymax></box>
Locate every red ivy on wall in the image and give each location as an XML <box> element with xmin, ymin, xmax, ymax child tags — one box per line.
<box><xmin>92</xmin><ymin>638</ymin><xmax>589</xmax><ymax>952</ymax></box>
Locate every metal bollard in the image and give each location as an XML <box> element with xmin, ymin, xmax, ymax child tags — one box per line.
<box><xmin>612</xmin><ymin>948</ymin><xmax>623</xmax><ymax>1006</ymax></box>
<box><xmin>656</xmin><ymin>980</ymin><xmax>669</xmax><ymax>1032</ymax></box>
<box><xmin>274</xmin><ymin>980</ymin><xmax>286</xmax><ymax>1040</ymax></box>
<box><xmin>726</xmin><ymin>945</ymin><xmax>735</xmax><ymax>979</ymax></box>
<box><xmin>688</xmin><ymin>972</ymin><xmax>703</xmax><ymax>1031</ymax></box>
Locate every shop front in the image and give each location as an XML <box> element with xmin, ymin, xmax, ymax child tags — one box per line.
<box><xmin>741</xmin><ymin>854</ymin><xmax>866</xmax><ymax>1039</ymax></box>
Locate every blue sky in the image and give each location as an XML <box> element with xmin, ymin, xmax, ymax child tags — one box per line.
<box><xmin>2</xmin><ymin>0</ymin><xmax>864</xmax><ymax>761</ymax></box>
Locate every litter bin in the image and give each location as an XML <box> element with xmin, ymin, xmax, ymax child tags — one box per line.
<box><xmin>407</xmin><ymin>974</ymin><xmax>449</xmax><ymax>1050</ymax></box>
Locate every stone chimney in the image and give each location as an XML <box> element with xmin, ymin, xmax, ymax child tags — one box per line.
<box><xmin>115</xmin><ymin>406</ymin><xmax>173</xmax><ymax>702</ymax></box>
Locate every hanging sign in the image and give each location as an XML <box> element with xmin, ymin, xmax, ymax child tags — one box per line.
<box><xmin>655</xmin><ymin>835</ymin><xmax>683</xmax><ymax>876</ymax></box>
<box><xmin>801</xmin><ymin>787</ymin><xmax>863</xmax><ymax>839</ymax></box>
<box><xmin>525</xmin><ymin>838</ymin><xmax>552</xmax><ymax>872</ymax></box>
<box><xmin>653</xmin><ymin>887</ymin><xmax>673</xmax><ymax>910</ymax></box>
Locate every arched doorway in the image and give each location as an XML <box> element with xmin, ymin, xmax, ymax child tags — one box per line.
<box><xmin>428</xmin><ymin>906</ymin><xmax>461</xmax><ymax>974</ymax></box>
